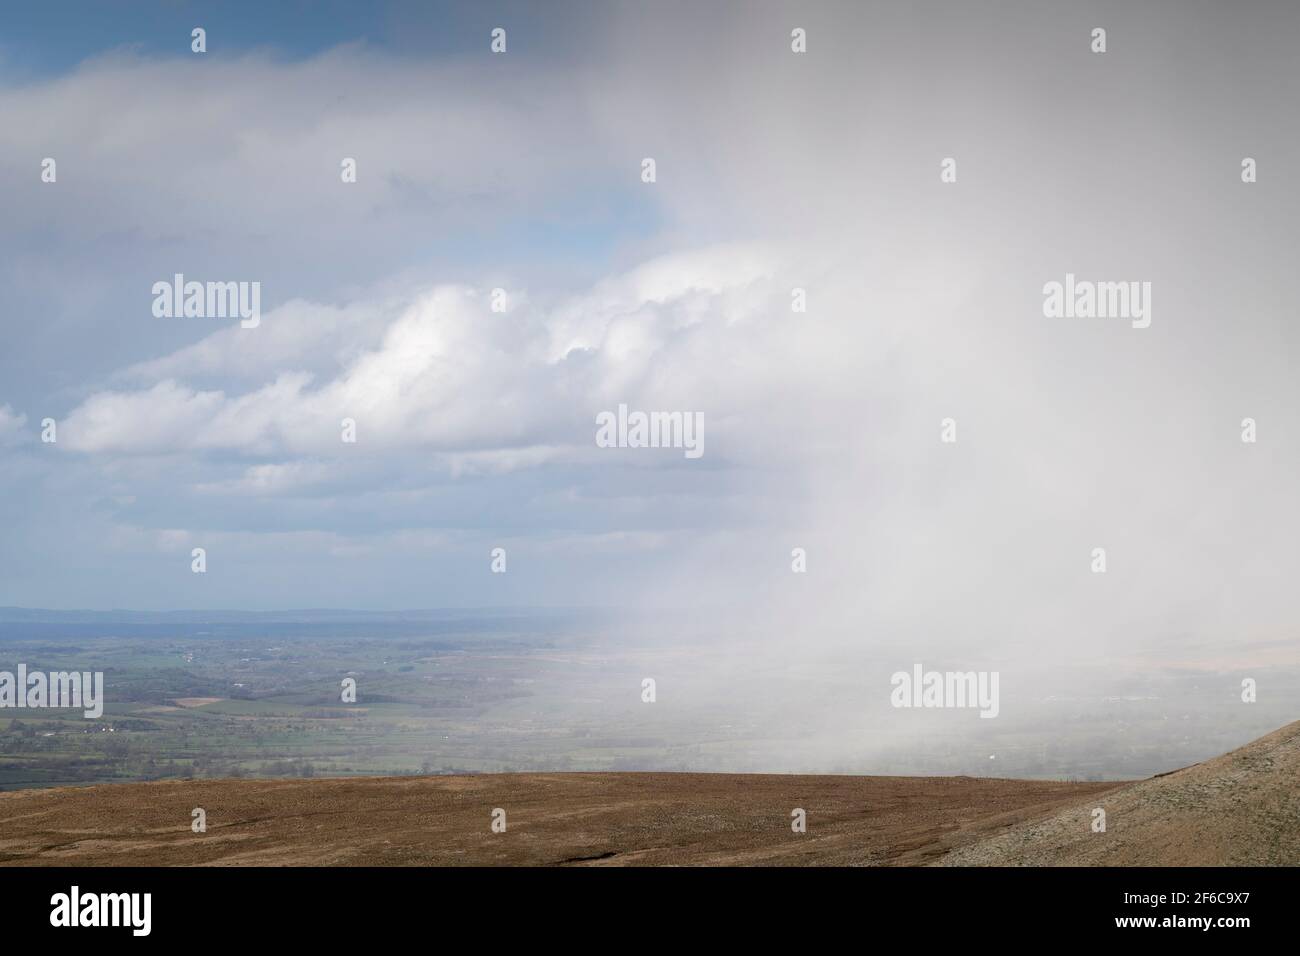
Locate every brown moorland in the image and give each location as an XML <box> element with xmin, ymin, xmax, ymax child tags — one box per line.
<box><xmin>1</xmin><ymin>720</ymin><xmax>1294</xmax><ymax>866</ymax></box>
<box><xmin>0</xmin><ymin>772</ymin><xmax>1117</xmax><ymax>866</ymax></box>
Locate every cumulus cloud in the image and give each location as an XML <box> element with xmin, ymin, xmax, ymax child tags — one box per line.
<box><xmin>59</xmin><ymin>243</ymin><xmax>809</xmax><ymax>462</ymax></box>
<box><xmin>119</xmin><ymin>297</ymin><xmax>394</xmax><ymax>385</ymax></box>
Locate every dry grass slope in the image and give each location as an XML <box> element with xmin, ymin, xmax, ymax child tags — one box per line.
<box><xmin>0</xmin><ymin>772</ymin><xmax>1115</xmax><ymax>867</ymax></box>
<box><xmin>938</xmin><ymin>719</ymin><xmax>1300</xmax><ymax>866</ymax></box>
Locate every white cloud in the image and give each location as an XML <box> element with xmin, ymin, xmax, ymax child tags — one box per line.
<box><xmin>62</xmin><ymin>380</ymin><xmax>230</xmax><ymax>454</ymax></box>
<box><xmin>193</xmin><ymin>461</ymin><xmax>334</xmax><ymax>496</ymax></box>
<box><xmin>121</xmin><ymin>297</ymin><xmax>393</xmax><ymax>385</ymax></box>
<box><xmin>59</xmin><ymin>244</ymin><xmax>810</xmax><ymax>462</ymax></box>
<box><xmin>0</xmin><ymin>47</ymin><xmax>626</xmax><ymax>246</ymax></box>
<box><xmin>0</xmin><ymin>404</ymin><xmax>27</xmax><ymax>445</ymax></box>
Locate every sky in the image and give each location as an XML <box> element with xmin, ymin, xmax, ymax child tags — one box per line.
<box><xmin>1</xmin><ymin>0</ymin><xmax>1299</xmax><ymax>696</ymax></box>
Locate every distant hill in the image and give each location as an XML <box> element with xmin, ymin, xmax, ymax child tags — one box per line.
<box><xmin>0</xmin><ymin>607</ymin><xmax>578</xmax><ymax>623</ymax></box>
<box><xmin>0</xmin><ymin>606</ymin><xmax>610</xmax><ymax>641</ymax></box>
